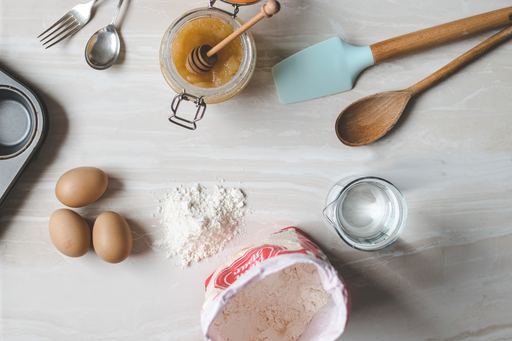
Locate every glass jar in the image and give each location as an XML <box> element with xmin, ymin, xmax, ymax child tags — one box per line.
<box><xmin>159</xmin><ymin>5</ymin><xmax>257</xmax><ymax>130</ymax></box>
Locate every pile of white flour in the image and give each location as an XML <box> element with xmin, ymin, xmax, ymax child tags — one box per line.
<box><xmin>154</xmin><ymin>184</ymin><xmax>246</xmax><ymax>266</ymax></box>
<box><xmin>213</xmin><ymin>263</ymin><xmax>331</xmax><ymax>341</ymax></box>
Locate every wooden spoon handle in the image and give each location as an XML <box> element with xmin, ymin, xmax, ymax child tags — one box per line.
<box><xmin>407</xmin><ymin>25</ymin><xmax>512</xmax><ymax>96</ymax></box>
<box><xmin>370</xmin><ymin>7</ymin><xmax>512</xmax><ymax>64</ymax></box>
<box><xmin>207</xmin><ymin>0</ymin><xmax>280</xmax><ymax>57</ymax></box>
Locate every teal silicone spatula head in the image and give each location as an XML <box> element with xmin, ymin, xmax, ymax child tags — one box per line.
<box><xmin>272</xmin><ymin>37</ymin><xmax>374</xmax><ymax>104</ymax></box>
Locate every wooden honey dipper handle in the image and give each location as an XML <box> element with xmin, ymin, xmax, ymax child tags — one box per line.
<box><xmin>207</xmin><ymin>0</ymin><xmax>281</xmax><ymax>57</ymax></box>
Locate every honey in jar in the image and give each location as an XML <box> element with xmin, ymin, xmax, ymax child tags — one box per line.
<box><xmin>172</xmin><ymin>17</ymin><xmax>243</xmax><ymax>88</ymax></box>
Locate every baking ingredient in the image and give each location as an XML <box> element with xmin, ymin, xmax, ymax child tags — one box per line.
<box><xmin>92</xmin><ymin>211</ymin><xmax>132</xmax><ymax>263</ymax></box>
<box><xmin>49</xmin><ymin>209</ymin><xmax>91</xmax><ymax>257</ymax></box>
<box><xmin>213</xmin><ymin>263</ymin><xmax>331</xmax><ymax>341</ymax></box>
<box><xmin>172</xmin><ymin>17</ymin><xmax>243</xmax><ymax>88</ymax></box>
<box><xmin>155</xmin><ymin>184</ymin><xmax>245</xmax><ymax>266</ymax></box>
<box><xmin>55</xmin><ymin>166</ymin><xmax>108</xmax><ymax>207</ymax></box>
<box><xmin>202</xmin><ymin>227</ymin><xmax>350</xmax><ymax>341</ymax></box>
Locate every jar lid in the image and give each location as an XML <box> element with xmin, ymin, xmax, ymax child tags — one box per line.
<box><xmin>218</xmin><ymin>0</ymin><xmax>262</xmax><ymax>6</ymax></box>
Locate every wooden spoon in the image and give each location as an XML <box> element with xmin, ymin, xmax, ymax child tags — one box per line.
<box><xmin>335</xmin><ymin>24</ymin><xmax>512</xmax><ymax>147</ymax></box>
<box><xmin>186</xmin><ymin>0</ymin><xmax>280</xmax><ymax>75</ymax></box>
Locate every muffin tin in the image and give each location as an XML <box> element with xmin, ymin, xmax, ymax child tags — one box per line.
<box><xmin>0</xmin><ymin>66</ymin><xmax>48</xmax><ymax>208</ymax></box>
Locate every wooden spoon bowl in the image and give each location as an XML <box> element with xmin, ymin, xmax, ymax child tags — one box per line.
<box><xmin>336</xmin><ymin>91</ymin><xmax>412</xmax><ymax>147</ymax></box>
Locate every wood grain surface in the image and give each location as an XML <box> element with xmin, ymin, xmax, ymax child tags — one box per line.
<box><xmin>1</xmin><ymin>0</ymin><xmax>512</xmax><ymax>340</ymax></box>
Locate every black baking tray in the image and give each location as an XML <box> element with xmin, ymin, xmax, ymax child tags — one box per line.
<box><xmin>0</xmin><ymin>66</ymin><xmax>49</xmax><ymax>208</ymax></box>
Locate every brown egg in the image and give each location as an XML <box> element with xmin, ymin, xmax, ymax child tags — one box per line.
<box><xmin>49</xmin><ymin>209</ymin><xmax>91</xmax><ymax>257</ymax></box>
<box><xmin>55</xmin><ymin>167</ymin><xmax>108</xmax><ymax>207</ymax></box>
<box><xmin>92</xmin><ymin>211</ymin><xmax>132</xmax><ymax>263</ymax></box>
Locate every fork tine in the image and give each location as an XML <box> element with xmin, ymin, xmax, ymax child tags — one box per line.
<box><xmin>38</xmin><ymin>0</ymin><xmax>96</xmax><ymax>48</ymax></box>
<box><xmin>44</xmin><ymin>25</ymin><xmax>81</xmax><ymax>49</ymax></box>
<box><xmin>37</xmin><ymin>13</ymin><xmax>72</xmax><ymax>39</ymax></box>
<box><xmin>42</xmin><ymin>20</ymin><xmax>78</xmax><ymax>46</ymax></box>
<box><xmin>40</xmin><ymin>16</ymin><xmax>75</xmax><ymax>43</ymax></box>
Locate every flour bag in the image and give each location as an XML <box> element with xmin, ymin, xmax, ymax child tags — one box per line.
<box><xmin>201</xmin><ymin>227</ymin><xmax>350</xmax><ymax>341</ymax></box>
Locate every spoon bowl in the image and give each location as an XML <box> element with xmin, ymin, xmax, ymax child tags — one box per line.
<box><xmin>336</xmin><ymin>91</ymin><xmax>412</xmax><ymax>147</ymax></box>
<box><xmin>85</xmin><ymin>0</ymin><xmax>124</xmax><ymax>70</ymax></box>
<box><xmin>85</xmin><ymin>24</ymin><xmax>120</xmax><ymax>70</ymax></box>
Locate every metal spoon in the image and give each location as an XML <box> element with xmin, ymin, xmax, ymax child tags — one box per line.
<box><xmin>85</xmin><ymin>0</ymin><xmax>124</xmax><ymax>70</ymax></box>
<box><xmin>335</xmin><ymin>25</ymin><xmax>512</xmax><ymax>147</ymax></box>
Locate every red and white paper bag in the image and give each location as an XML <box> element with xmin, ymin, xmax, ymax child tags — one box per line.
<box><xmin>201</xmin><ymin>227</ymin><xmax>350</xmax><ymax>341</ymax></box>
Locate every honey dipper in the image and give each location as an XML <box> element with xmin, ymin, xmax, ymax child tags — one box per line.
<box><xmin>186</xmin><ymin>0</ymin><xmax>280</xmax><ymax>75</ymax></box>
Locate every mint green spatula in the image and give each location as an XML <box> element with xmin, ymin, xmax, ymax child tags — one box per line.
<box><xmin>272</xmin><ymin>6</ymin><xmax>512</xmax><ymax>104</ymax></box>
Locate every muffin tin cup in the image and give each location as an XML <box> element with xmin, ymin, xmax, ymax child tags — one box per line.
<box><xmin>0</xmin><ymin>66</ymin><xmax>49</xmax><ymax>208</ymax></box>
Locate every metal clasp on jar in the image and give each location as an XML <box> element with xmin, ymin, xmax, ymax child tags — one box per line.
<box><xmin>209</xmin><ymin>0</ymin><xmax>242</xmax><ymax>18</ymax></box>
<box><xmin>169</xmin><ymin>90</ymin><xmax>207</xmax><ymax>130</ymax></box>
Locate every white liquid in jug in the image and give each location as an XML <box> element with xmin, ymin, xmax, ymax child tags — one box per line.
<box><xmin>336</xmin><ymin>183</ymin><xmax>392</xmax><ymax>238</ymax></box>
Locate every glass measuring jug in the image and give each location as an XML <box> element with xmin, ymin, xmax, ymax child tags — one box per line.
<box><xmin>323</xmin><ymin>176</ymin><xmax>407</xmax><ymax>251</ymax></box>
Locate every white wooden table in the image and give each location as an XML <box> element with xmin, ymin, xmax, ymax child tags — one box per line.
<box><xmin>1</xmin><ymin>0</ymin><xmax>512</xmax><ymax>339</ymax></box>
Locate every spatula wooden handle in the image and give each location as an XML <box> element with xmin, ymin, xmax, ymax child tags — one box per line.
<box><xmin>207</xmin><ymin>0</ymin><xmax>280</xmax><ymax>57</ymax></box>
<box><xmin>370</xmin><ymin>6</ymin><xmax>512</xmax><ymax>64</ymax></box>
<box><xmin>406</xmin><ymin>25</ymin><xmax>512</xmax><ymax>96</ymax></box>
